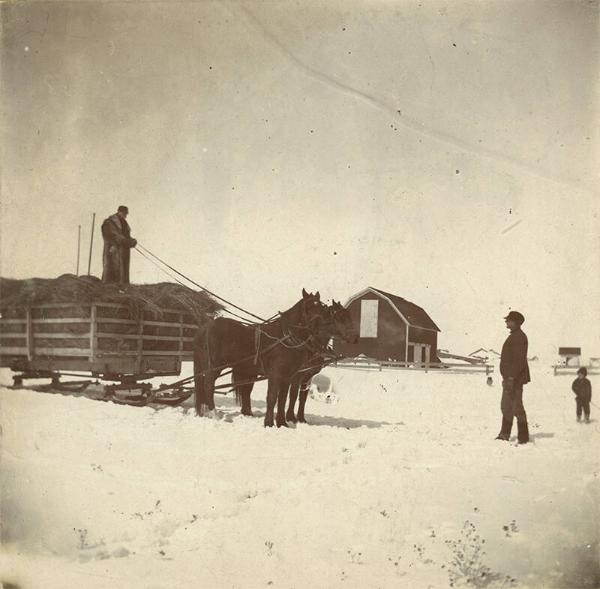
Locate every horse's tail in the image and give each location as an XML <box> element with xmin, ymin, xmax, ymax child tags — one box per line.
<box><xmin>235</xmin><ymin>389</ymin><xmax>243</xmax><ymax>406</ymax></box>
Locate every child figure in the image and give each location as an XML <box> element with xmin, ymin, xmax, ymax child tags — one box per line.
<box><xmin>572</xmin><ymin>367</ymin><xmax>592</xmax><ymax>423</ymax></box>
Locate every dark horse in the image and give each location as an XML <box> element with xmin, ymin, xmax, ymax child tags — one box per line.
<box><xmin>194</xmin><ymin>289</ymin><xmax>329</xmax><ymax>427</ymax></box>
<box><xmin>286</xmin><ymin>300</ymin><xmax>358</xmax><ymax>423</ymax></box>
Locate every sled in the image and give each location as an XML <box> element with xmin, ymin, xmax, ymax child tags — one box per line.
<box><xmin>0</xmin><ymin>301</ymin><xmax>199</xmax><ymax>406</ymax></box>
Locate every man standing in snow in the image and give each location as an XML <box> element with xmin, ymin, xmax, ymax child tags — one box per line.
<box><xmin>496</xmin><ymin>311</ymin><xmax>531</xmax><ymax>444</ymax></box>
<box><xmin>101</xmin><ymin>205</ymin><xmax>137</xmax><ymax>285</ymax></box>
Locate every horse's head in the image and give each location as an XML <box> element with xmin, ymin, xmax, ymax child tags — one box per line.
<box><xmin>301</xmin><ymin>288</ymin><xmax>329</xmax><ymax>328</ymax></box>
<box><xmin>309</xmin><ymin>299</ymin><xmax>358</xmax><ymax>347</ymax></box>
<box><xmin>329</xmin><ymin>300</ymin><xmax>359</xmax><ymax>344</ymax></box>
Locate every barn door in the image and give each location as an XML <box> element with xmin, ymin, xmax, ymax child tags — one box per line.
<box><xmin>413</xmin><ymin>344</ymin><xmax>422</xmax><ymax>366</ymax></box>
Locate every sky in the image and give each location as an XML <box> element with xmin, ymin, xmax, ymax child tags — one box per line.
<box><xmin>1</xmin><ymin>0</ymin><xmax>599</xmax><ymax>357</ymax></box>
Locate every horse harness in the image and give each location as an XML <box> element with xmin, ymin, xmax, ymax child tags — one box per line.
<box><xmin>200</xmin><ymin>299</ymin><xmax>327</xmax><ymax>378</ymax></box>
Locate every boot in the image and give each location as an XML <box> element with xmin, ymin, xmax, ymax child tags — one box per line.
<box><xmin>517</xmin><ymin>419</ymin><xmax>529</xmax><ymax>444</ymax></box>
<box><xmin>495</xmin><ymin>417</ymin><xmax>512</xmax><ymax>441</ymax></box>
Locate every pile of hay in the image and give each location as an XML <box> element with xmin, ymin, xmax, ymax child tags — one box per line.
<box><xmin>0</xmin><ymin>274</ymin><xmax>222</xmax><ymax>323</ymax></box>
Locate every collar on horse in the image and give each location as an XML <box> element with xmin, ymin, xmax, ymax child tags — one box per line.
<box><xmin>252</xmin><ymin>297</ymin><xmax>325</xmax><ymax>364</ymax></box>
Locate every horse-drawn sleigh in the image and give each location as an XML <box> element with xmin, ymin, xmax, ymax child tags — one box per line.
<box><xmin>0</xmin><ymin>276</ymin><xmax>357</xmax><ymax>425</ymax></box>
<box><xmin>0</xmin><ymin>275</ymin><xmax>214</xmax><ymax>405</ymax></box>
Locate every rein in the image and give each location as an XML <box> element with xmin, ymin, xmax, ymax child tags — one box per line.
<box><xmin>199</xmin><ymin>299</ymin><xmax>324</xmax><ymax>378</ymax></box>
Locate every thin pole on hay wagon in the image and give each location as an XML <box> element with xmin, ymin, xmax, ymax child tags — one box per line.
<box><xmin>87</xmin><ymin>213</ymin><xmax>96</xmax><ymax>276</ymax></box>
<box><xmin>76</xmin><ymin>225</ymin><xmax>81</xmax><ymax>275</ymax></box>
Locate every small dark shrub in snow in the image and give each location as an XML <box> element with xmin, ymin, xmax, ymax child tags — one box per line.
<box><xmin>75</xmin><ymin>528</ymin><xmax>89</xmax><ymax>550</ymax></box>
<box><xmin>346</xmin><ymin>549</ymin><xmax>364</xmax><ymax>564</ymax></box>
<box><xmin>387</xmin><ymin>555</ymin><xmax>401</xmax><ymax>567</ymax></box>
<box><xmin>445</xmin><ymin>520</ymin><xmax>517</xmax><ymax>588</ymax></box>
<box><xmin>265</xmin><ymin>540</ymin><xmax>274</xmax><ymax>557</ymax></box>
<box><xmin>413</xmin><ymin>542</ymin><xmax>434</xmax><ymax>565</ymax></box>
<box><xmin>502</xmin><ymin>520</ymin><xmax>519</xmax><ymax>538</ymax></box>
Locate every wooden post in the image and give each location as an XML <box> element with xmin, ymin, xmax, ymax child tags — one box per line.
<box><xmin>178</xmin><ymin>314</ymin><xmax>184</xmax><ymax>354</ymax></box>
<box><xmin>89</xmin><ymin>304</ymin><xmax>96</xmax><ymax>362</ymax></box>
<box><xmin>405</xmin><ymin>324</ymin><xmax>409</xmax><ymax>364</ymax></box>
<box><xmin>87</xmin><ymin>213</ymin><xmax>96</xmax><ymax>276</ymax></box>
<box><xmin>178</xmin><ymin>313</ymin><xmax>184</xmax><ymax>375</ymax></box>
<box><xmin>136</xmin><ymin>312</ymin><xmax>144</xmax><ymax>373</ymax></box>
<box><xmin>26</xmin><ymin>308</ymin><xmax>34</xmax><ymax>361</ymax></box>
<box><xmin>76</xmin><ymin>225</ymin><xmax>81</xmax><ymax>276</ymax></box>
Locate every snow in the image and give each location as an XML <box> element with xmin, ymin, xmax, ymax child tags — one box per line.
<box><xmin>1</xmin><ymin>365</ymin><xmax>598</xmax><ymax>588</ymax></box>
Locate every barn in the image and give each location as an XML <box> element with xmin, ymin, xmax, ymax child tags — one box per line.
<box><xmin>334</xmin><ymin>287</ymin><xmax>441</xmax><ymax>364</ymax></box>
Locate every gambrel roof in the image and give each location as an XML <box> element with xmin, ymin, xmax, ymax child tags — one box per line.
<box><xmin>345</xmin><ymin>287</ymin><xmax>440</xmax><ymax>332</ymax></box>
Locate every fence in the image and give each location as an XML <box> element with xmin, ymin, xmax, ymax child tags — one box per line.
<box><xmin>552</xmin><ymin>364</ymin><xmax>600</xmax><ymax>376</ymax></box>
<box><xmin>334</xmin><ymin>357</ymin><xmax>494</xmax><ymax>375</ymax></box>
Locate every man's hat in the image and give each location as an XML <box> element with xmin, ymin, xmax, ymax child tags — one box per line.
<box><xmin>504</xmin><ymin>310</ymin><xmax>525</xmax><ymax>324</ymax></box>
<box><xmin>118</xmin><ymin>205</ymin><xmax>129</xmax><ymax>213</ymax></box>
<box><xmin>577</xmin><ymin>367</ymin><xmax>587</xmax><ymax>376</ymax></box>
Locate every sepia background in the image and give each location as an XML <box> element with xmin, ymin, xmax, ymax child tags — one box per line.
<box><xmin>1</xmin><ymin>2</ymin><xmax>600</xmax><ymax>588</ymax></box>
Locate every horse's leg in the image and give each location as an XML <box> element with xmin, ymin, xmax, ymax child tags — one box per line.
<box><xmin>193</xmin><ymin>325</ymin><xmax>219</xmax><ymax>416</ymax></box>
<box><xmin>264</xmin><ymin>377</ymin><xmax>280</xmax><ymax>428</ymax></box>
<box><xmin>297</xmin><ymin>382</ymin><xmax>310</xmax><ymax>423</ymax></box>
<box><xmin>240</xmin><ymin>383</ymin><xmax>254</xmax><ymax>416</ymax></box>
<box><xmin>231</xmin><ymin>368</ymin><xmax>244</xmax><ymax>407</ymax></box>
<box><xmin>286</xmin><ymin>375</ymin><xmax>299</xmax><ymax>423</ymax></box>
<box><xmin>196</xmin><ymin>370</ymin><xmax>218</xmax><ymax>416</ymax></box>
<box><xmin>194</xmin><ymin>367</ymin><xmax>205</xmax><ymax>416</ymax></box>
<box><xmin>194</xmin><ymin>349</ymin><xmax>207</xmax><ymax>416</ymax></box>
<box><xmin>238</xmin><ymin>382</ymin><xmax>255</xmax><ymax>417</ymax></box>
<box><xmin>276</xmin><ymin>380</ymin><xmax>290</xmax><ymax>428</ymax></box>
<box><xmin>232</xmin><ymin>368</ymin><xmax>254</xmax><ymax>416</ymax></box>
<box><xmin>204</xmin><ymin>371</ymin><xmax>217</xmax><ymax>413</ymax></box>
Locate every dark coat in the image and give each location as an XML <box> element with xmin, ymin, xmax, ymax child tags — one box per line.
<box><xmin>500</xmin><ymin>327</ymin><xmax>531</xmax><ymax>384</ymax></box>
<box><xmin>572</xmin><ymin>377</ymin><xmax>592</xmax><ymax>403</ymax></box>
<box><xmin>101</xmin><ymin>213</ymin><xmax>136</xmax><ymax>284</ymax></box>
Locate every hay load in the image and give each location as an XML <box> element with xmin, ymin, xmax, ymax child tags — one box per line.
<box><xmin>0</xmin><ymin>274</ymin><xmax>222</xmax><ymax>323</ymax></box>
<box><xmin>0</xmin><ymin>275</ymin><xmax>224</xmax><ymax>365</ymax></box>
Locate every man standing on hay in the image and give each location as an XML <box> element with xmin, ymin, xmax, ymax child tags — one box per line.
<box><xmin>101</xmin><ymin>205</ymin><xmax>137</xmax><ymax>285</ymax></box>
<box><xmin>496</xmin><ymin>310</ymin><xmax>531</xmax><ymax>444</ymax></box>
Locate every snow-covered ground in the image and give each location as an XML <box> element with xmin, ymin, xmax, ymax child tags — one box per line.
<box><xmin>1</xmin><ymin>365</ymin><xmax>598</xmax><ymax>589</ymax></box>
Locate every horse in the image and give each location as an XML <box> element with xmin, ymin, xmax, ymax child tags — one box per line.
<box><xmin>230</xmin><ymin>298</ymin><xmax>356</xmax><ymax>426</ymax></box>
<box><xmin>193</xmin><ymin>289</ymin><xmax>329</xmax><ymax>427</ymax></box>
<box><xmin>286</xmin><ymin>300</ymin><xmax>358</xmax><ymax>423</ymax></box>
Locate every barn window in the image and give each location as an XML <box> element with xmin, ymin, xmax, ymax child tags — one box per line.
<box><xmin>360</xmin><ymin>299</ymin><xmax>379</xmax><ymax>337</ymax></box>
